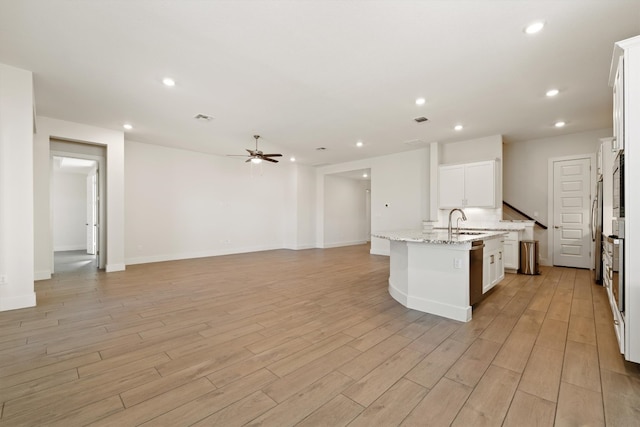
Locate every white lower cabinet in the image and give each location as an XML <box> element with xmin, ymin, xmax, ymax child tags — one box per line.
<box><xmin>483</xmin><ymin>237</ymin><xmax>505</xmax><ymax>293</ymax></box>
<box><xmin>603</xmin><ymin>242</ymin><xmax>625</xmax><ymax>354</ymax></box>
<box><xmin>496</xmin><ymin>249</ymin><xmax>505</xmax><ymax>283</ymax></box>
<box><xmin>503</xmin><ymin>231</ymin><xmax>520</xmax><ymax>272</ymax></box>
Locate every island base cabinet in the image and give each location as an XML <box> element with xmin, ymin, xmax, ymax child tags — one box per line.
<box><xmin>387</xmin><ymin>240</ymin><xmax>473</xmax><ymax>322</ymax></box>
<box><xmin>483</xmin><ymin>237</ymin><xmax>505</xmax><ymax>293</ymax></box>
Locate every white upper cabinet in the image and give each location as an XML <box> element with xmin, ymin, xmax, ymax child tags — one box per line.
<box><xmin>438</xmin><ymin>164</ymin><xmax>465</xmax><ymax>208</ymax></box>
<box><xmin>612</xmin><ymin>55</ymin><xmax>624</xmax><ymax>152</ymax></box>
<box><xmin>438</xmin><ymin>160</ymin><xmax>496</xmax><ymax>208</ymax></box>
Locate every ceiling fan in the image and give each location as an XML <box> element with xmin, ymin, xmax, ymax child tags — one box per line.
<box><xmin>227</xmin><ymin>135</ymin><xmax>282</xmax><ymax>164</ymax></box>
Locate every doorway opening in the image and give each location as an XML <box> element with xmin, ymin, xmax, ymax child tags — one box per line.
<box><xmin>52</xmin><ymin>156</ymin><xmax>100</xmax><ymax>274</ymax></box>
<box><xmin>323</xmin><ymin>169</ymin><xmax>372</xmax><ymax>249</ymax></box>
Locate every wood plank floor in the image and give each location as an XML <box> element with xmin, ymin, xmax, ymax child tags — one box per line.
<box><xmin>1</xmin><ymin>244</ymin><xmax>639</xmax><ymax>426</ymax></box>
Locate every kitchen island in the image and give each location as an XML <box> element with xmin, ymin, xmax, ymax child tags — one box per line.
<box><xmin>373</xmin><ymin>229</ymin><xmax>506</xmax><ymax>322</ymax></box>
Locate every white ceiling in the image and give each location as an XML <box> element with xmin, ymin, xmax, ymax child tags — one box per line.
<box><xmin>1</xmin><ymin>1</ymin><xmax>638</xmax><ymax>165</ymax></box>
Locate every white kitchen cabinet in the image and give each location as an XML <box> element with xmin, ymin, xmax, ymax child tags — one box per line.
<box><xmin>612</xmin><ymin>55</ymin><xmax>624</xmax><ymax>152</ymax></box>
<box><xmin>503</xmin><ymin>231</ymin><xmax>520</xmax><ymax>272</ymax></box>
<box><xmin>601</xmin><ymin>137</ymin><xmax>614</xmax><ymax>236</ymax></box>
<box><xmin>494</xmin><ymin>247</ymin><xmax>504</xmax><ymax>285</ymax></box>
<box><xmin>483</xmin><ymin>236</ymin><xmax>504</xmax><ymax>294</ymax></box>
<box><xmin>609</xmin><ymin>35</ymin><xmax>640</xmax><ymax>362</ymax></box>
<box><xmin>439</xmin><ymin>160</ymin><xmax>496</xmax><ymax>208</ymax></box>
<box><xmin>438</xmin><ymin>164</ymin><xmax>465</xmax><ymax>208</ymax></box>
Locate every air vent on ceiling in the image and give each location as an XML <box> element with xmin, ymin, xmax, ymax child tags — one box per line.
<box><xmin>404</xmin><ymin>139</ymin><xmax>426</xmax><ymax>146</ymax></box>
<box><xmin>414</xmin><ymin>116</ymin><xmax>428</xmax><ymax>123</ymax></box>
<box><xmin>194</xmin><ymin>114</ymin><xmax>214</xmax><ymax>121</ymax></box>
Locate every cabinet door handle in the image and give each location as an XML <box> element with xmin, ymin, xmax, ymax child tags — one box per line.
<box><xmin>490</xmin><ymin>255</ymin><xmax>494</xmax><ymax>264</ymax></box>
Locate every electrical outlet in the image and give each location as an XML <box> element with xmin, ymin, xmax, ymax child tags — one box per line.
<box><xmin>0</xmin><ymin>275</ymin><xmax>7</xmax><ymax>285</ymax></box>
<box><xmin>453</xmin><ymin>259</ymin><xmax>462</xmax><ymax>269</ymax></box>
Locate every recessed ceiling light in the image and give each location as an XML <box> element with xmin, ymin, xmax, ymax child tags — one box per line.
<box><xmin>415</xmin><ymin>98</ymin><xmax>426</xmax><ymax>106</ymax></box>
<box><xmin>123</xmin><ymin>123</ymin><xmax>133</xmax><ymax>130</ymax></box>
<box><xmin>555</xmin><ymin>121</ymin><xmax>566</xmax><ymax>128</ymax></box>
<box><xmin>290</xmin><ymin>156</ymin><xmax>296</xmax><ymax>162</ymax></box>
<box><xmin>356</xmin><ymin>141</ymin><xmax>363</xmax><ymax>147</ymax></box>
<box><xmin>454</xmin><ymin>124</ymin><xmax>463</xmax><ymax>131</ymax></box>
<box><xmin>363</xmin><ymin>173</ymin><xmax>368</xmax><ymax>178</ymax></box>
<box><xmin>162</xmin><ymin>77</ymin><xmax>176</xmax><ymax>87</ymax></box>
<box><xmin>525</xmin><ymin>21</ymin><xmax>545</xmax><ymax>34</ymax></box>
<box><xmin>546</xmin><ymin>89</ymin><xmax>559</xmax><ymax>97</ymax></box>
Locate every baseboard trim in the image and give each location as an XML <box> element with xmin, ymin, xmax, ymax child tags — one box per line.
<box><xmin>322</xmin><ymin>240</ymin><xmax>367</xmax><ymax>249</ymax></box>
<box><xmin>370</xmin><ymin>248</ymin><xmax>390</xmax><ymax>256</ymax></box>
<box><xmin>125</xmin><ymin>245</ymin><xmax>283</xmax><ymax>266</ymax></box>
<box><xmin>0</xmin><ymin>292</ymin><xmax>37</xmax><ymax>312</ymax></box>
<box><xmin>283</xmin><ymin>244</ymin><xmax>316</xmax><ymax>250</ymax></box>
<box><xmin>34</xmin><ymin>270</ymin><xmax>52</xmax><ymax>281</ymax></box>
<box><xmin>106</xmin><ymin>263</ymin><xmax>126</xmax><ymax>273</ymax></box>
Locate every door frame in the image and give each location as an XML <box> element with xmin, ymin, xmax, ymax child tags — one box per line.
<box><xmin>547</xmin><ymin>152</ymin><xmax>596</xmax><ymax>268</ymax></box>
<box><xmin>50</xmin><ymin>150</ymin><xmax>106</xmax><ymax>271</ymax></box>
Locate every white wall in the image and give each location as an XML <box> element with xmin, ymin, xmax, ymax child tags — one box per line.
<box><xmin>124</xmin><ymin>140</ymin><xmax>297</xmax><ymax>264</ymax></box>
<box><xmin>294</xmin><ymin>164</ymin><xmax>316</xmax><ymax>249</ymax></box>
<box><xmin>503</xmin><ymin>128</ymin><xmax>610</xmax><ymax>264</ymax></box>
<box><xmin>34</xmin><ymin>116</ymin><xmax>125</xmax><ymax>277</ymax></box>
<box><xmin>0</xmin><ymin>63</ymin><xmax>36</xmax><ymax>312</ymax></box>
<box><xmin>324</xmin><ymin>175</ymin><xmax>368</xmax><ymax>247</ymax></box>
<box><xmin>52</xmin><ymin>171</ymin><xmax>87</xmax><ymax>251</ymax></box>
<box><xmin>317</xmin><ymin>148</ymin><xmax>429</xmax><ymax>256</ymax></box>
<box><xmin>440</xmin><ymin>135</ymin><xmax>503</xmax><ymax>165</ymax></box>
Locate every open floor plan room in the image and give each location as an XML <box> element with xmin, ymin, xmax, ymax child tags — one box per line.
<box><xmin>0</xmin><ymin>245</ymin><xmax>638</xmax><ymax>426</ymax></box>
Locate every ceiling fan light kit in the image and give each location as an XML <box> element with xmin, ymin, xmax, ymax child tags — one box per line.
<box><xmin>226</xmin><ymin>135</ymin><xmax>283</xmax><ymax>164</ymax></box>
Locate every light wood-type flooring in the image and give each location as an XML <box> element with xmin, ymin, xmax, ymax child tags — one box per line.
<box><xmin>1</xmin><ymin>244</ymin><xmax>639</xmax><ymax>426</ymax></box>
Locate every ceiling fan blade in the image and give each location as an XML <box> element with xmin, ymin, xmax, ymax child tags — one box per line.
<box><xmin>262</xmin><ymin>157</ymin><xmax>279</xmax><ymax>163</ymax></box>
<box><xmin>226</xmin><ymin>154</ymin><xmax>249</xmax><ymax>157</ymax></box>
<box><xmin>261</xmin><ymin>153</ymin><xmax>282</xmax><ymax>157</ymax></box>
<box><xmin>246</xmin><ymin>149</ymin><xmax>256</xmax><ymax>155</ymax></box>
<box><xmin>245</xmin><ymin>158</ymin><xmax>252</xmax><ymax>163</ymax></box>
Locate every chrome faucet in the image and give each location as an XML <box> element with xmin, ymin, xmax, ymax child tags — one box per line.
<box><xmin>448</xmin><ymin>208</ymin><xmax>467</xmax><ymax>239</ymax></box>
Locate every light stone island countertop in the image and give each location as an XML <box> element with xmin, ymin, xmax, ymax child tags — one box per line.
<box><xmin>372</xmin><ymin>229</ymin><xmax>507</xmax><ymax>245</ymax></box>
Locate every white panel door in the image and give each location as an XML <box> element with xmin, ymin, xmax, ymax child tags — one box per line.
<box><xmin>553</xmin><ymin>158</ymin><xmax>591</xmax><ymax>268</ymax></box>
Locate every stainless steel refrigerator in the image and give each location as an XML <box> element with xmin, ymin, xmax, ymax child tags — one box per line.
<box><xmin>592</xmin><ymin>178</ymin><xmax>603</xmax><ymax>283</ymax></box>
